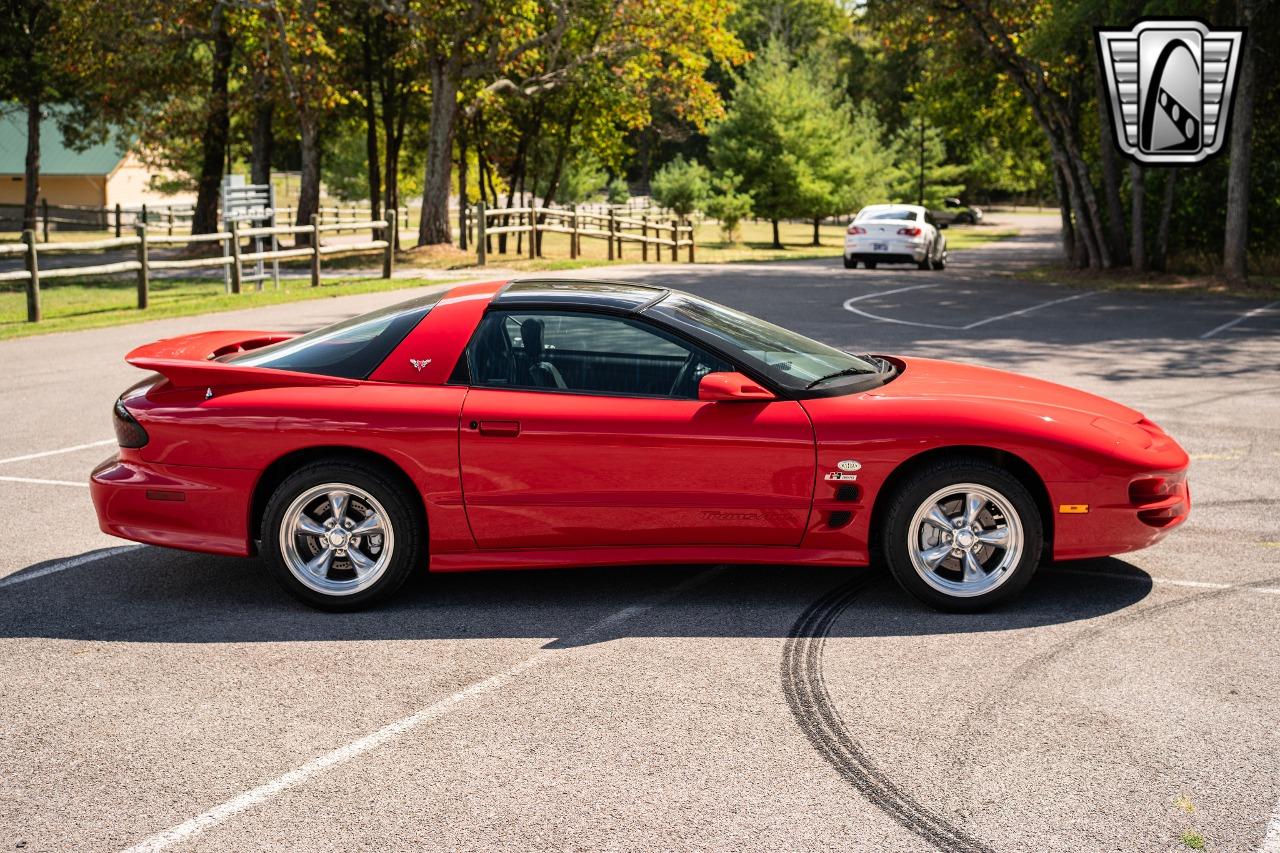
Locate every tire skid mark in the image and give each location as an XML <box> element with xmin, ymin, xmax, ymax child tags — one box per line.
<box><xmin>782</xmin><ymin>574</ymin><xmax>995</xmax><ymax>853</ymax></box>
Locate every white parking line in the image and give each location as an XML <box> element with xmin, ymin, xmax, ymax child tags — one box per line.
<box><xmin>0</xmin><ymin>438</ymin><xmax>115</xmax><ymax>466</ymax></box>
<box><xmin>1200</xmin><ymin>299</ymin><xmax>1280</xmax><ymax>340</ymax></box>
<box><xmin>842</xmin><ymin>286</ymin><xmax>1091</xmax><ymax>331</ymax></box>
<box><xmin>1058</xmin><ymin>568</ymin><xmax>1280</xmax><ymax>597</ymax></box>
<box><xmin>0</xmin><ymin>475</ymin><xmax>90</xmax><ymax>488</ymax></box>
<box><xmin>1260</xmin><ymin>803</ymin><xmax>1280</xmax><ymax>852</ymax></box>
<box><xmin>961</xmin><ymin>292</ymin><xmax>1092</xmax><ymax>329</ymax></box>
<box><xmin>120</xmin><ymin>566</ymin><xmax>725</xmax><ymax>853</ymax></box>
<box><xmin>0</xmin><ymin>545</ymin><xmax>142</xmax><ymax>590</ymax></box>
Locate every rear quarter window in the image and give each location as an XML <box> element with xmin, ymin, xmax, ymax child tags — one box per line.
<box><xmin>229</xmin><ymin>293</ymin><xmax>440</xmax><ymax>379</ymax></box>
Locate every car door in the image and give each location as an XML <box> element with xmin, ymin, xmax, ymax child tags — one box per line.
<box><xmin>457</xmin><ymin>309</ymin><xmax>816</xmax><ymax>550</ymax></box>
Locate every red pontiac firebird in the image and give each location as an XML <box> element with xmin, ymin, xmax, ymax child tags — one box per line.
<box><xmin>91</xmin><ymin>279</ymin><xmax>1190</xmax><ymax>611</ymax></box>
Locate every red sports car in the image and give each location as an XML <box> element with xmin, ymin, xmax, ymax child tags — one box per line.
<box><xmin>91</xmin><ymin>279</ymin><xmax>1190</xmax><ymax>611</ymax></box>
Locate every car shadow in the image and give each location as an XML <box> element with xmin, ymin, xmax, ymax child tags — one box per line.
<box><xmin>0</xmin><ymin>546</ymin><xmax>1153</xmax><ymax>646</ymax></box>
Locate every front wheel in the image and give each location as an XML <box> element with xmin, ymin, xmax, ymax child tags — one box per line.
<box><xmin>262</xmin><ymin>461</ymin><xmax>422</xmax><ymax>610</ymax></box>
<box><xmin>881</xmin><ymin>459</ymin><xmax>1043</xmax><ymax>612</ymax></box>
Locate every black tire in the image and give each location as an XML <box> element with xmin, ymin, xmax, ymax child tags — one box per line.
<box><xmin>931</xmin><ymin>253</ymin><xmax>946</xmax><ymax>271</ymax></box>
<box><xmin>917</xmin><ymin>246</ymin><xmax>932</xmax><ymax>270</ymax></box>
<box><xmin>880</xmin><ymin>457</ymin><xmax>1043</xmax><ymax>612</ymax></box>
<box><xmin>956</xmin><ymin>212</ymin><xmax>974</xmax><ymax>225</ymax></box>
<box><xmin>865</xmin><ymin>260</ymin><xmax>877</xmax><ymax>270</ymax></box>
<box><xmin>843</xmin><ymin>256</ymin><xmax>858</xmax><ymax>269</ymax></box>
<box><xmin>261</xmin><ymin>460</ymin><xmax>422</xmax><ymax>611</ymax></box>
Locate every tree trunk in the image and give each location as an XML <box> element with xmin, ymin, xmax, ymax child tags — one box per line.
<box><xmin>812</xmin><ymin>217</ymin><xmax>821</xmax><ymax>246</ymax></box>
<box><xmin>417</xmin><ymin>58</ymin><xmax>458</xmax><ymax>246</ymax></box>
<box><xmin>1129</xmin><ymin>163</ymin><xmax>1145</xmax><ymax>273</ymax></box>
<box><xmin>1051</xmin><ymin>162</ymin><xmax>1076</xmax><ymax>266</ymax></box>
<box><xmin>192</xmin><ymin>6</ymin><xmax>232</xmax><ymax>235</ymax></box>
<box><xmin>249</xmin><ymin>98</ymin><xmax>274</xmax><ymax>186</ymax></box>
<box><xmin>457</xmin><ymin>117</ymin><xmax>469</xmax><ymax>252</ymax></box>
<box><xmin>22</xmin><ymin>97</ymin><xmax>40</xmax><ymax>233</ymax></box>
<box><xmin>1094</xmin><ymin>53</ymin><xmax>1130</xmax><ymax>266</ymax></box>
<box><xmin>361</xmin><ymin>19</ymin><xmax>381</xmax><ymax>222</ymax></box>
<box><xmin>1223</xmin><ymin>0</ymin><xmax>1257</xmax><ymax>283</ymax></box>
<box><xmin>381</xmin><ymin>84</ymin><xmax>407</xmax><ymax>251</ymax></box>
<box><xmin>295</xmin><ymin>122</ymin><xmax>321</xmax><ymax>245</ymax></box>
<box><xmin>1152</xmin><ymin>169</ymin><xmax>1178</xmax><ymax>272</ymax></box>
<box><xmin>771</xmin><ymin>218</ymin><xmax>781</xmax><ymax>249</ymax></box>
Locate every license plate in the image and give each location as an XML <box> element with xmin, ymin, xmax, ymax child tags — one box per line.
<box><xmin>873</xmin><ymin>242</ymin><xmax>888</xmax><ymax>251</ymax></box>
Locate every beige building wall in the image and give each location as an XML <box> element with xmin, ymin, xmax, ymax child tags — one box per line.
<box><xmin>104</xmin><ymin>153</ymin><xmax>196</xmax><ymax>208</ymax></box>
<box><xmin>0</xmin><ymin>153</ymin><xmax>195</xmax><ymax>209</ymax></box>
<box><xmin>0</xmin><ymin>174</ymin><xmax>106</xmax><ymax>207</ymax></box>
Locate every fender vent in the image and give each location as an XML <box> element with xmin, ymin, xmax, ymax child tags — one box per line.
<box><xmin>827</xmin><ymin>511</ymin><xmax>853</xmax><ymax>529</ymax></box>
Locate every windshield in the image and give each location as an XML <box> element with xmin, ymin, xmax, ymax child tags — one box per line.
<box><xmin>857</xmin><ymin>208</ymin><xmax>919</xmax><ymax>222</ymax></box>
<box><xmin>227</xmin><ymin>292</ymin><xmax>441</xmax><ymax>379</ymax></box>
<box><xmin>647</xmin><ymin>292</ymin><xmax>882</xmax><ymax>392</ymax></box>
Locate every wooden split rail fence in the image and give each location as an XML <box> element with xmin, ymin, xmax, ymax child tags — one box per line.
<box><xmin>464</xmin><ymin>203</ymin><xmax>695</xmax><ymax>266</ymax></box>
<box><xmin>0</xmin><ymin>216</ymin><xmax>394</xmax><ymax>323</ymax></box>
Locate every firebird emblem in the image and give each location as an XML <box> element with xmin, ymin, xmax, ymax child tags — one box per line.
<box><xmin>409</xmin><ymin>358</ymin><xmax>432</xmax><ymax>371</ymax></box>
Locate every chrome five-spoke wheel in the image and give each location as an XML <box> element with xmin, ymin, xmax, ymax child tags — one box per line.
<box><xmin>883</xmin><ymin>459</ymin><xmax>1043</xmax><ymax>611</ymax></box>
<box><xmin>264</xmin><ymin>461</ymin><xmax>420</xmax><ymax>609</ymax></box>
<box><xmin>280</xmin><ymin>482</ymin><xmax>395</xmax><ymax>596</ymax></box>
<box><xmin>908</xmin><ymin>483</ymin><xmax>1024</xmax><ymax>598</ymax></box>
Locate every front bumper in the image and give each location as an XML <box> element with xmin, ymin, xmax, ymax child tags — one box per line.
<box><xmin>90</xmin><ymin>453</ymin><xmax>257</xmax><ymax>556</ymax></box>
<box><xmin>1049</xmin><ymin>474</ymin><xmax>1191</xmax><ymax>561</ymax></box>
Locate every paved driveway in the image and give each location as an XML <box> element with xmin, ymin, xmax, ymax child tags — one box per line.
<box><xmin>1</xmin><ymin>214</ymin><xmax>1278</xmax><ymax>852</ymax></box>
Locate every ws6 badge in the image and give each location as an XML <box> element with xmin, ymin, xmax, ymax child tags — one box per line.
<box><xmin>1096</xmin><ymin>19</ymin><xmax>1244</xmax><ymax>165</ymax></box>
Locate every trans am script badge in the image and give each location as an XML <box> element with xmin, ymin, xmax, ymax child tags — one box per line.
<box><xmin>1095</xmin><ymin>19</ymin><xmax>1244</xmax><ymax>164</ymax></box>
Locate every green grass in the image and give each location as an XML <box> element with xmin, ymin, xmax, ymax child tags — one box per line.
<box><xmin>1180</xmin><ymin>829</ymin><xmax>1206</xmax><ymax>849</ymax></box>
<box><xmin>364</xmin><ymin>219</ymin><xmax>1021</xmax><ymax>272</ymax></box>
<box><xmin>0</xmin><ymin>275</ymin><xmax>462</xmax><ymax>341</ymax></box>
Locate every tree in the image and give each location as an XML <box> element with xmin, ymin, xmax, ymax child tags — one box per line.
<box><xmin>704</xmin><ymin>170</ymin><xmax>753</xmax><ymax>241</ymax></box>
<box><xmin>1223</xmin><ymin>0</ymin><xmax>1265</xmax><ymax>283</ymax></box>
<box><xmin>606</xmin><ymin>175</ymin><xmax>629</xmax><ymax>205</ymax></box>
<box><xmin>709</xmin><ymin>45</ymin><xmax>809</xmax><ymax>247</ymax></box>
<box><xmin>710</xmin><ymin>43</ymin><xmax>887</xmax><ymax>247</ymax></box>
<box><xmin>393</xmin><ymin>0</ymin><xmax>743</xmax><ymax>246</ymax></box>
<box><xmin>257</xmin><ymin>0</ymin><xmax>346</xmax><ymax>241</ymax></box>
<box><xmin>889</xmin><ymin>116</ymin><xmax>965</xmax><ymax>209</ymax></box>
<box><xmin>0</xmin><ymin>0</ymin><xmax>77</xmax><ymax>231</ymax></box>
<box><xmin>650</xmin><ymin>156</ymin><xmax>710</xmax><ymax>217</ymax></box>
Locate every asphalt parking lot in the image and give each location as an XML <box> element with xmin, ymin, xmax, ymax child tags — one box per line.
<box><xmin>2</xmin><ymin>213</ymin><xmax>1278</xmax><ymax>852</ymax></box>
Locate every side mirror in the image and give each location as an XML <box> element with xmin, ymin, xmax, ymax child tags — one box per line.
<box><xmin>698</xmin><ymin>371</ymin><xmax>776</xmax><ymax>402</ymax></box>
<box><xmin>938</xmin><ymin>222</ymin><xmax>949</xmax><ymax>230</ymax></box>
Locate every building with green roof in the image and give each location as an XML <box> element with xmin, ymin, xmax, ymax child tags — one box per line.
<box><xmin>0</xmin><ymin>107</ymin><xmax>193</xmax><ymax>211</ymax></box>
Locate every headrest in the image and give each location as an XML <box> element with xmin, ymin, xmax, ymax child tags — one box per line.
<box><xmin>520</xmin><ymin>317</ymin><xmax>545</xmax><ymax>356</ymax></box>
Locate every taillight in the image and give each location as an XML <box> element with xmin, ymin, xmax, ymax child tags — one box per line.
<box><xmin>897</xmin><ymin>227</ymin><xmax>921</xmax><ymax>237</ymax></box>
<box><xmin>113</xmin><ymin>399</ymin><xmax>149</xmax><ymax>448</ymax></box>
<box><xmin>847</xmin><ymin>225</ymin><xmax>866</xmax><ymax>235</ymax></box>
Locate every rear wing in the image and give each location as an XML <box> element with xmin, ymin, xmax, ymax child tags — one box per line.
<box><xmin>125</xmin><ymin>330</ymin><xmax>355</xmax><ymax>389</ymax></box>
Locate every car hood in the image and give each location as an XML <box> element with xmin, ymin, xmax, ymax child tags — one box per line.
<box><xmin>871</xmin><ymin>356</ymin><xmax>1144</xmax><ymax>423</ymax></box>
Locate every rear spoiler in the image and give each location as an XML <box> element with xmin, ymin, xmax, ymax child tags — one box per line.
<box><xmin>125</xmin><ymin>330</ymin><xmax>355</xmax><ymax>389</ymax></box>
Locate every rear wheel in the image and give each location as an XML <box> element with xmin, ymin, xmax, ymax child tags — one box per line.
<box><xmin>931</xmin><ymin>250</ymin><xmax>946</xmax><ymax>271</ymax></box>
<box><xmin>262</xmin><ymin>461</ymin><xmax>421</xmax><ymax>610</ymax></box>
<box><xmin>917</xmin><ymin>243</ymin><xmax>932</xmax><ymax>270</ymax></box>
<box><xmin>881</xmin><ymin>458</ymin><xmax>1042</xmax><ymax>612</ymax></box>
<box><xmin>843</xmin><ymin>256</ymin><xmax>858</xmax><ymax>269</ymax></box>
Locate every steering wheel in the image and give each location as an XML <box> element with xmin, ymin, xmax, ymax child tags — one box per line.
<box><xmin>669</xmin><ymin>351</ymin><xmax>699</xmax><ymax>398</ymax></box>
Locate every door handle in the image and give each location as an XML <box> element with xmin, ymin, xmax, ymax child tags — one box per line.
<box><xmin>477</xmin><ymin>420</ymin><xmax>520</xmax><ymax>437</ymax></box>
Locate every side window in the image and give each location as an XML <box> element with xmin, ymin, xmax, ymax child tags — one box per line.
<box><xmin>467</xmin><ymin>311</ymin><xmax>732</xmax><ymax>399</ymax></box>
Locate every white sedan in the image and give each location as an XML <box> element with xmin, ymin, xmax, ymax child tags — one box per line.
<box><xmin>843</xmin><ymin>204</ymin><xmax>948</xmax><ymax>270</ymax></box>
